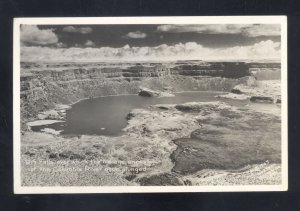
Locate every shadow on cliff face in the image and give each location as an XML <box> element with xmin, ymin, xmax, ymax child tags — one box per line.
<box><xmin>20</xmin><ymin>61</ymin><xmax>256</xmax><ymax>122</ymax></box>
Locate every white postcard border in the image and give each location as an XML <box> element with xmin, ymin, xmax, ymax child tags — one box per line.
<box><xmin>13</xmin><ymin>16</ymin><xmax>288</xmax><ymax>193</ymax></box>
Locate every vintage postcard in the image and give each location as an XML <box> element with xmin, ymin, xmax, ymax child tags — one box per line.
<box><xmin>14</xmin><ymin>16</ymin><xmax>287</xmax><ymax>193</ymax></box>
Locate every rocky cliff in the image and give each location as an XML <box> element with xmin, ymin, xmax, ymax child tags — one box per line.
<box><xmin>20</xmin><ymin>61</ymin><xmax>279</xmax><ymax>120</ymax></box>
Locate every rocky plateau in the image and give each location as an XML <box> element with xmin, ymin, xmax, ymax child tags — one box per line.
<box><xmin>20</xmin><ymin>61</ymin><xmax>282</xmax><ymax>186</ymax></box>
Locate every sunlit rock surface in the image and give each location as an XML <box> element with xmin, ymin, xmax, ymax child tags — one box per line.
<box><xmin>20</xmin><ymin>61</ymin><xmax>282</xmax><ymax>186</ymax></box>
<box><xmin>21</xmin><ymin>101</ymin><xmax>281</xmax><ymax>186</ymax></box>
<box><xmin>20</xmin><ymin>61</ymin><xmax>258</xmax><ymax>121</ymax></box>
<box><xmin>138</xmin><ymin>87</ymin><xmax>175</xmax><ymax>97</ymax></box>
<box><xmin>216</xmin><ymin>79</ymin><xmax>281</xmax><ymax>103</ymax></box>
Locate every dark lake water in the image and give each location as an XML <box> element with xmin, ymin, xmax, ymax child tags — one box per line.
<box><xmin>31</xmin><ymin>92</ymin><xmax>249</xmax><ymax>136</ymax></box>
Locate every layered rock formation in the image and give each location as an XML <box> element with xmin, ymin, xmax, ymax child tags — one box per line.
<box><xmin>20</xmin><ymin>60</ymin><xmax>282</xmax><ymax>186</ymax></box>
<box><xmin>21</xmin><ymin>61</ymin><xmax>263</xmax><ymax>120</ymax></box>
<box><xmin>249</xmin><ymin>62</ymin><xmax>281</xmax><ymax>80</ymax></box>
<box><xmin>216</xmin><ymin>77</ymin><xmax>281</xmax><ymax>104</ymax></box>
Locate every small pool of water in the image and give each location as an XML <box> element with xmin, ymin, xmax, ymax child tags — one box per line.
<box><xmin>31</xmin><ymin>91</ymin><xmax>250</xmax><ymax>136</ymax></box>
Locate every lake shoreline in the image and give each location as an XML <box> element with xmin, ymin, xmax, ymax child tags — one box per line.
<box><xmin>20</xmin><ymin>72</ymin><xmax>282</xmax><ymax>187</ymax></box>
<box><xmin>21</xmin><ymin>100</ymin><xmax>281</xmax><ymax>186</ymax></box>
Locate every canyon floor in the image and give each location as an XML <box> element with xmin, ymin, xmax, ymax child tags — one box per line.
<box><xmin>20</xmin><ymin>79</ymin><xmax>282</xmax><ymax>186</ymax></box>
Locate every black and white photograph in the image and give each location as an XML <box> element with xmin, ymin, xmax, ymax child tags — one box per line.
<box><xmin>13</xmin><ymin>17</ymin><xmax>287</xmax><ymax>193</ymax></box>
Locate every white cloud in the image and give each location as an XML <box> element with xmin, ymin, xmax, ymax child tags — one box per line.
<box><xmin>243</xmin><ymin>25</ymin><xmax>281</xmax><ymax>37</ymax></box>
<box><xmin>157</xmin><ymin>25</ymin><xmax>242</xmax><ymax>34</ymax></box>
<box><xmin>20</xmin><ymin>25</ymin><xmax>58</xmax><ymax>45</ymax></box>
<box><xmin>85</xmin><ymin>40</ymin><xmax>95</xmax><ymax>47</ymax></box>
<box><xmin>62</xmin><ymin>26</ymin><xmax>93</xmax><ymax>34</ymax></box>
<box><xmin>125</xmin><ymin>31</ymin><xmax>147</xmax><ymax>39</ymax></box>
<box><xmin>56</xmin><ymin>42</ymin><xmax>66</xmax><ymax>48</ymax></box>
<box><xmin>157</xmin><ymin>24</ymin><xmax>280</xmax><ymax>37</ymax></box>
<box><xmin>21</xmin><ymin>40</ymin><xmax>281</xmax><ymax>62</ymax></box>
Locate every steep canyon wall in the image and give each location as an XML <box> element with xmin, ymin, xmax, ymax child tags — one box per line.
<box><xmin>20</xmin><ymin>61</ymin><xmax>280</xmax><ymax>120</ymax></box>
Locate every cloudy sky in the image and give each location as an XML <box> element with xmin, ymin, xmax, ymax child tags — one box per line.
<box><xmin>20</xmin><ymin>24</ymin><xmax>281</xmax><ymax>61</ymax></box>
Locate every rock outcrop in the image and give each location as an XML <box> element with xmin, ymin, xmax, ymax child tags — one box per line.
<box><xmin>20</xmin><ymin>61</ymin><xmax>261</xmax><ymax>121</ymax></box>
<box><xmin>138</xmin><ymin>173</ymin><xmax>184</xmax><ymax>186</ymax></box>
<box><xmin>216</xmin><ymin>79</ymin><xmax>281</xmax><ymax>103</ymax></box>
<box><xmin>250</xmin><ymin>96</ymin><xmax>274</xmax><ymax>103</ymax></box>
<box><xmin>249</xmin><ymin>62</ymin><xmax>281</xmax><ymax>80</ymax></box>
<box><xmin>138</xmin><ymin>87</ymin><xmax>160</xmax><ymax>97</ymax></box>
<box><xmin>125</xmin><ymin>101</ymin><xmax>281</xmax><ymax>182</ymax></box>
<box><xmin>138</xmin><ymin>87</ymin><xmax>175</xmax><ymax>97</ymax></box>
<box><xmin>21</xmin><ymin>101</ymin><xmax>281</xmax><ymax>186</ymax></box>
<box><xmin>19</xmin><ymin>61</ymin><xmax>282</xmax><ymax>186</ymax></box>
<box><xmin>169</xmin><ymin>102</ymin><xmax>281</xmax><ymax>175</ymax></box>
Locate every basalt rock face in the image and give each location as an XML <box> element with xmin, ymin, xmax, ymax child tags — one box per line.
<box><xmin>171</xmin><ymin>61</ymin><xmax>250</xmax><ymax>78</ymax></box>
<box><xmin>138</xmin><ymin>173</ymin><xmax>184</xmax><ymax>186</ymax></box>
<box><xmin>250</xmin><ymin>96</ymin><xmax>274</xmax><ymax>103</ymax></box>
<box><xmin>138</xmin><ymin>87</ymin><xmax>160</xmax><ymax>97</ymax></box>
<box><xmin>20</xmin><ymin>61</ymin><xmax>271</xmax><ymax>120</ymax></box>
<box><xmin>169</xmin><ymin>102</ymin><xmax>281</xmax><ymax>175</ymax></box>
<box><xmin>249</xmin><ymin>62</ymin><xmax>281</xmax><ymax>80</ymax></box>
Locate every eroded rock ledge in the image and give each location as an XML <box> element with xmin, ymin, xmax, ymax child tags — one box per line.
<box><xmin>216</xmin><ymin>79</ymin><xmax>281</xmax><ymax>103</ymax></box>
<box><xmin>138</xmin><ymin>87</ymin><xmax>175</xmax><ymax>97</ymax></box>
<box><xmin>21</xmin><ymin>61</ymin><xmax>258</xmax><ymax>122</ymax></box>
<box><xmin>135</xmin><ymin>101</ymin><xmax>281</xmax><ymax>185</ymax></box>
<box><xmin>21</xmin><ymin>101</ymin><xmax>281</xmax><ymax>186</ymax></box>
